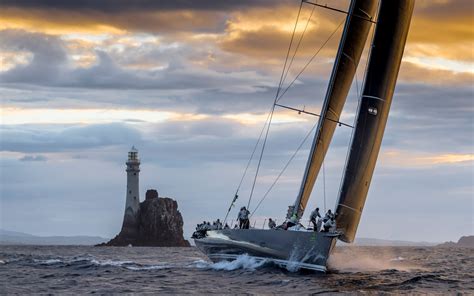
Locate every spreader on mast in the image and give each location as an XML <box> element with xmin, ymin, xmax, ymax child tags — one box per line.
<box><xmin>292</xmin><ymin>0</ymin><xmax>378</xmax><ymax>219</ymax></box>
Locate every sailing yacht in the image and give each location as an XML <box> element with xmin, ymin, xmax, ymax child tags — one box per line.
<box><xmin>194</xmin><ymin>0</ymin><xmax>414</xmax><ymax>272</ymax></box>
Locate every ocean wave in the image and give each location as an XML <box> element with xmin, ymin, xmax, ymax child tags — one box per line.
<box><xmin>390</xmin><ymin>256</ymin><xmax>405</xmax><ymax>262</ymax></box>
<box><xmin>33</xmin><ymin>259</ymin><xmax>63</xmax><ymax>265</ymax></box>
<box><xmin>125</xmin><ymin>264</ymin><xmax>172</xmax><ymax>271</ymax></box>
<box><xmin>90</xmin><ymin>259</ymin><xmax>134</xmax><ymax>267</ymax></box>
<box><xmin>29</xmin><ymin>255</ymin><xmax>175</xmax><ymax>271</ymax></box>
<box><xmin>193</xmin><ymin>254</ymin><xmax>268</xmax><ymax>271</ymax></box>
<box><xmin>1</xmin><ymin>246</ymin><xmax>472</xmax><ymax>294</ymax></box>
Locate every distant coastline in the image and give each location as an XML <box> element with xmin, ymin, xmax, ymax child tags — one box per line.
<box><xmin>0</xmin><ymin>229</ymin><xmax>108</xmax><ymax>246</ymax></box>
<box><xmin>349</xmin><ymin>237</ymin><xmax>437</xmax><ymax>247</ymax></box>
<box><xmin>3</xmin><ymin>229</ymin><xmax>471</xmax><ymax>248</ymax></box>
<box><xmin>436</xmin><ymin>236</ymin><xmax>474</xmax><ymax>248</ymax></box>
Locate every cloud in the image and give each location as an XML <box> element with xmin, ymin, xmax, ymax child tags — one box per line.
<box><xmin>1</xmin><ymin>0</ymin><xmax>472</xmax><ymax>64</ymax></box>
<box><xmin>219</xmin><ymin>5</ymin><xmax>345</xmax><ymax>59</ymax></box>
<box><xmin>18</xmin><ymin>155</ymin><xmax>48</xmax><ymax>162</ymax></box>
<box><xmin>0</xmin><ymin>123</ymin><xmax>142</xmax><ymax>153</ymax></box>
<box><xmin>0</xmin><ymin>29</ymin><xmax>68</xmax><ymax>84</ymax></box>
<box><xmin>0</xmin><ymin>0</ymin><xmax>292</xmax><ymax>36</ymax></box>
<box><xmin>380</xmin><ymin>150</ymin><xmax>473</xmax><ymax>167</ymax></box>
<box><xmin>0</xmin><ymin>29</ymin><xmax>276</xmax><ymax>92</ymax></box>
<box><xmin>398</xmin><ymin>61</ymin><xmax>474</xmax><ymax>85</ymax></box>
<box><xmin>0</xmin><ymin>0</ymin><xmax>292</xmax><ymax>12</ymax></box>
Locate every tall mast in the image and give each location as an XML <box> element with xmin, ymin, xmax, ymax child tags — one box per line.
<box><xmin>335</xmin><ymin>0</ymin><xmax>415</xmax><ymax>243</ymax></box>
<box><xmin>292</xmin><ymin>0</ymin><xmax>378</xmax><ymax>219</ymax></box>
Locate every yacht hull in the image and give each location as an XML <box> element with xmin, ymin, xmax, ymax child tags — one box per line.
<box><xmin>194</xmin><ymin>229</ymin><xmax>338</xmax><ymax>272</ymax></box>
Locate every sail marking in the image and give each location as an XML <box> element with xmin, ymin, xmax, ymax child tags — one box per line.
<box><xmin>335</xmin><ymin>0</ymin><xmax>415</xmax><ymax>243</ymax></box>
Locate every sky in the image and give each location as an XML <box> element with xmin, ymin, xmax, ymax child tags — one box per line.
<box><xmin>0</xmin><ymin>0</ymin><xmax>472</xmax><ymax>243</ymax></box>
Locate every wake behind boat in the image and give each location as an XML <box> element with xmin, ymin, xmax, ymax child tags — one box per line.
<box><xmin>194</xmin><ymin>0</ymin><xmax>414</xmax><ymax>272</ymax></box>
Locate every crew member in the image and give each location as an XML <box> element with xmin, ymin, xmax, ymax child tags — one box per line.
<box><xmin>238</xmin><ymin>207</ymin><xmax>250</xmax><ymax>229</ymax></box>
<box><xmin>323</xmin><ymin>217</ymin><xmax>336</xmax><ymax>232</ymax></box>
<box><xmin>268</xmin><ymin>218</ymin><xmax>276</xmax><ymax>229</ymax></box>
<box><xmin>286</xmin><ymin>213</ymin><xmax>298</xmax><ymax>228</ymax></box>
<box><xmin>216</xmin><ymin>219</ymin><xmax>223</xmax><ymax>230</ymax></box>
<box><xmin>324</xmin><ymin>209</ymin><xmax>334</xmax><ymax>222</ymax></box>
<box><xmin>310</xmin><ymin>207</ymin><xmax>321</xmax><ymax>231</ymax></box>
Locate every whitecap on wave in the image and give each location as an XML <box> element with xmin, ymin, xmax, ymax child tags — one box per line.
<box><xmin>90</xmin><ymin>259</ymin><xmax>134</xmax><ymax>267</ymax></box>
<box><xmin>33</xmin><ymin>259</ymin><xmax>62</xmax><ymax>265</ymax></box>
<box><xmin>193</xmin><ymin>254</ymin><xmax>267</xmax><ymax>271</ymax></box>
<box><xmin>30</xmin><ymin>255</ymin><xmax>172</xmax><ymax>271</ymax></box>
<box><xmin>125</xmin><ymin>264</ymin><xmax>172</xmax><ymax>271</ymax></box>
<box><xmin>390</xmin><ymin>256</ymin><xmax>405</xmax><ymax>262</ymax></box>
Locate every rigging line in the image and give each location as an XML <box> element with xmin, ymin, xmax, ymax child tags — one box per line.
<box><xmin>246</xmin><ymin>1</ymin><xmax>304</xmax><ymax>210</ymax></box>
<box><xmin>249</xmin><ymin>15</ymin><xmax>344</xmax><ymax>215</ymax></box>
<box><xmin>236</xmin><ymin>107</ymin><xmax>273</xmax><ymax>192</ymax></box>
<box><xmin>302</xmin><ymin>0</ymin><xmax>376</xmax><ymax>24</ymax></box>
<box><xmin>247</xmin><ymin>104</ymin><xmax>276</xmax><ymax>209</ymax></box>
<box><xmin>280</xmin><ymin>3</ymin><xmax>316</xmax><ymax>91</ymax></box>
<box><xmin>323</xmin><ymin>154</ymin><xmax>327</xmax><ymax>212</ymax></box>
<box><xmin>275</xmin><ymin>103</ymin><xmax>354</xmax><ymax>128</ymax></box>
<box><xmin>277</xmin><ymin>0</ymin><xmax>304</xmax><ymax>96</ymax></box>
<box><xmin>250</xmin><ymin>119</ymin><xmax>319</xmax><ymax>217</ymax></box>
<box><xmin>223</xmin><ymin>105</ymin><xmax>274</xmax><ymax>223</ymax></box>
<box><xmin>276</xmin><ymin>18</ymin><xmax>345</xmax><ymax>104</ymax></box>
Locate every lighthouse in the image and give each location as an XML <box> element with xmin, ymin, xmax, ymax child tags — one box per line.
<box><xmin>121</xmin><ymin>146</ymin><xmax>141</xmax><ymax>237</ymax></box>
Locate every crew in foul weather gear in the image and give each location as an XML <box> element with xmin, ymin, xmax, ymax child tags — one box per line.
<box><xmin>316</xmin><ymin>219</ymin><xmax>323</xmax><ymax>232</ymax></box>
<box><xmin>310</xmin><ymin>207</ymin><xmax>321</xmax><ymax>231</ymax></box>
<box><xmin>286</xmin><ymin>213</ymin><xmax>298</xmax><ymax>228</ymax></box>
<box><xmin>268</xmin><ymin>218</ymin><xmax>276</xmax><ymax>229</ymax></box>
<box><xmin>323</xmin><ymin>217</ymin><xmax>336</xmax><ymax>232</ymax></box>
<box><xmin>323</xmin><ymin>210</ymin><xmax>334</xmax><ymax>222</ymax></box>
<box><xmin>238</xmin><ymin>207</ymin><xmax>250</xmax><ymax>229</ymax></box>
<box><xmin>216</xmin><ymin>219</ymin><xmax>223</xmax><ymax>230</ymax></box>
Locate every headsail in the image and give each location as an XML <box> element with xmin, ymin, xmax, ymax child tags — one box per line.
<box><xmin>335</xmin><ymin>0</ymin><xmax>415</xmax><ymax>243</ymax></box>
<box><xmin>292</xmin><ymin>0</ymin><xmax>378</xmax><ymax>219</ymax></box>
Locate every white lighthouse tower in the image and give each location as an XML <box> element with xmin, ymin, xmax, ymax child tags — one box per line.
<box><xmin>121</xmin><ymin>146</ymin><xmax>141</xmax><ymax>236</ymax></box>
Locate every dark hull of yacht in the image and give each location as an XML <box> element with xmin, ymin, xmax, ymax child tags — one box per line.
<box><xmin>194</xmin><ymin>229</ymin><xmax>338</xmax><ymax>272</ymax></box>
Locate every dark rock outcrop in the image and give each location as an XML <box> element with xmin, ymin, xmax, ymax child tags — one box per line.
<box><xmin>100</xmin><ymin>190</ymin><xmax>190</xmax><ymax>247</ymax></box>
<box><xmin>145</xmin><ymin>189</ymin><xmax>159</xmax><ymax>200</ymax></box>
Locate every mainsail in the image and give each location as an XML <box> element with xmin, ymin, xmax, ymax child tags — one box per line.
<box><xmin>335</xmin><ymin>0</ymin><xmax>415</xmax><ymax>243</ymax></box>
<box><xmin>292</xmin><ymin>0</ymin><xmax>377</xmax><ymax>219</ymax></box>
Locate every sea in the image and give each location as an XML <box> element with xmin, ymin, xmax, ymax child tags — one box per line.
<box><xmin>0</xmin><ymin>245</ymin><xmax>472</xmax><ymax>294</ymax></box>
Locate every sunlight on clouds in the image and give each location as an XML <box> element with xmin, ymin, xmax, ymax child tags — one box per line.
<box><xmin>0</xmin><ymin>51</ymin><xmax>33</xmax><ymax>71</ymax></box>
<box><xmin>421</xmin><ymin>154</ymin><xmax>474</xmax><ymax>164</ymax></box>
<box><xmin>404</xmin><ymin>56</ymin><xmax>474</xmax><ymax>74</ymax></box>
<box><xmin>382</xmin><ymin>150</ymin><xmax>473</xmax><ymax>167</ymax></box>
<box><xmin>70</xmin><ymin>54</ymin><xmax>97</xmax><ymax>68</ymax></box>
<box><xmin>1</xmin><ymin>108</ymin><xmax>208</xmax><ymax>125</ymax></box>
<box><xmin>62</xmin><ymin>33</ymin><xmax>168</xmax><ymax>69</ymax></box>
<box><xmin>0</xmin><ymin>9</ymin><xmax>127</xmax><ymax>36</ymax></box>
<box><xmin>227</xmin><ymin>7</ymin><xmax>320</xmax><ymax>34</ymax></box>
<box><xmin>223</xmin><ymin>111</ymin><xmax>307</xmax><ymax>125</ymax></box>
<box><xmin>1</xmin><ymin>107</ymin><xmax>309</xmax><ymax>130</ymax></box>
